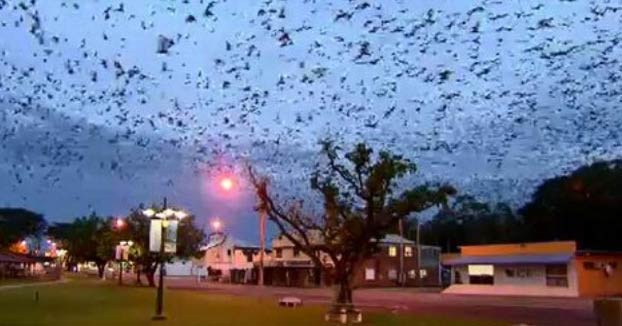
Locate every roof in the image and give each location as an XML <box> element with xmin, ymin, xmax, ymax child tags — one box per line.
<box><xmin>376</xmin><ymin>234</ymin><xmax>415</xmax><ymax>245</ymax></box>
<box><xmin>200</xmin><ymin>234</ymin><xmax>261</xmax><ymax>251</ymax></box>
<box><xmin>576</xmin><ymin>250</ymin><xmax>622</xmax><ymax>258</ymax></box>
<box><xmin>444</xmin><ymin>253</ymin><xmax>573</xmax><ymax>266</ymax></box>
<box><xmin>459</xmin><ymin>241</ymin><xmax>576</xmax><ymax>256</ymax></box>
<box><xmin>0</xmin><ymin>252</ymin><xmax>38</xmax><ymax>264</ymax></box>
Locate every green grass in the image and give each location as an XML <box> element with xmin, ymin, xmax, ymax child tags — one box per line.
<box><xmin>0</xmin><ymin>278</ymin><xmax>502</xmax><ymax>326</ymax></box>
<box><xmin>0</xmin><ymin>278</ymin><xmax>48</xmax><ymax>287</ymax></box>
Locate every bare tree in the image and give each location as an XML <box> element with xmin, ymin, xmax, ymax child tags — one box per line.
<box><xmin>248</xmin><ymin>140</ymin><xmax>455</xmax><ymax>316</ymax></box>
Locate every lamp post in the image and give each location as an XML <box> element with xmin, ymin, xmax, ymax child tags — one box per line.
<box><xmin>258</xmin><ymin>208</ymin><xmax>266</xmax><ymax>286</ymax></box>
<box><xmin>142</xmin><ymin>198</ymin><xmax>187</xmax><ymax>321</ymax></box>
<box><xmin>117</xmin><ymin>240</ymin><xmax>133</xmax><ymax>286</ymax></box>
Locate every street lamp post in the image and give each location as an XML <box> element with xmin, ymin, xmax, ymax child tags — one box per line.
<box><xmin>142</xmin><ymin>197</ymin><xmax>187</xmax><ymax>321</ymax></box>
<box><xmin>258</xmin><ymin>208</ymin><xmax>266</xmax><ymax>286</ymax></box>
<box><xmin>117</xmin><ymin>240</ymin><xmax>133</xmax><ymax>286</ymax></box>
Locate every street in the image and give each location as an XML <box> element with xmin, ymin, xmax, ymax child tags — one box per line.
<box><xmin>167</xmin><ymin>278</ymin><xmax>596</xmax><ymax>326</ymax></box>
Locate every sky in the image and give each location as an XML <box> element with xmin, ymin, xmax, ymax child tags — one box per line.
<box><xmin>1</xmin><ymin>0</ymin><xmax>621</xmax><ymax>242</ymax></box>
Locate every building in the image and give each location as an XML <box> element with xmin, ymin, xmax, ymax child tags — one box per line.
<box><xmin>443</xmin><ymin>241</ymin><xmax>622</xmax><ymax>297</ymax></box>
<box><xmin>354</xmin><ymin>234</ymin><xmax>442</xmax><ymax>287</ymax></box>
<box><xmin>262</xmin><ymin>233</ymin><xmax>332</xmax><ymax>287</ymax></box>
<box><xmin>264</xmin><ymin>233</ymin><xmax>441</xmax><ymax>288</ymax></box>
<box><xmin>200</xmin><ymin>232</ymin><xmax>442</xmax><ymax>288</ymax></box>
<box><xmin>164</xmin><ymin>258</ymin><xmax>202</xmax><ymax>277</ymax></box>
<box><xmin>201</xmin><ymin>233</ymin><xmax>266</xmax><ymax>284</ymax></box>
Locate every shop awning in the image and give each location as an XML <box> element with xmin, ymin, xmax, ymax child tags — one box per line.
<box><xmin>444</xmin><ymin>253</ymin><xmax>573</xmax><ymax>266</ymax></box>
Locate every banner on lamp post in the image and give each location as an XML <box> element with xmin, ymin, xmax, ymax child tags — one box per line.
<box><xmin>149</xmin><ymin>219</ymin><xmax>162</xmax><ymax>253</ymax></box>
<box><xmin>115</xmin><ymin>245</ymin><xmax>123</xmax><ymax>260</ymax></box>
<box><xmin>164</xmin><ymin>220</ymin><xmax>178</xmax><ymax>254</ymax></box>
<box><xmin>122</xmin><ymin>246</ymin><xmax>129</xmax><ymax>261</ymax></box>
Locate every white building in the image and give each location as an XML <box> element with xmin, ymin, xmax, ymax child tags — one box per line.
<box><xmin>201</xmin><ymin>233</ymin><xmax>266</xmax><ymax>283</ymax></box>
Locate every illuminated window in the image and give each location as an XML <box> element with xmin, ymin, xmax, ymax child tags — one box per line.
<box><xmin>419</xmin><ymin>269</ymin><xmax>428</xmax><ymax>278</ymax></box>
<box><xmin>408</xmin><ymin>270</ymin><xmax>417</xmax><ymax>279</ymax></box>
<box><xmin>388</xmin><ymin>246</ymin><xmax>397</xmax><ymax>257</ymax></box>
<box><xmin>404</xmin><ymin>246</ymin><xmax>413</xmax><ymax>257</ymax></box>
<box><xmin>365</xmin><ymin>268</ymin><xmax>375</xmax><ymax>280</ymax></box>
<box><xmin>468</xmin><ymin>265</ymin><xmax>494</xmax><ymax>285</ymax></box>
<box><xmin>388</xmin><ymin>269</ymin><xmax>397</xmax><ymax>280</ymax></box>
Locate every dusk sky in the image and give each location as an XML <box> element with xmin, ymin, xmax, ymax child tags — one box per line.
<box><xmin>1</xmin><ymin>0</ymin><xmax>621</xmax><ymax>241</ymax></box>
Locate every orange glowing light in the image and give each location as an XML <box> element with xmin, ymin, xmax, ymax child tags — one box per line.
<box><xmin>115</xmin><ymin>218</ymin><xmax>125</xmax><ymax>228</ymax></box>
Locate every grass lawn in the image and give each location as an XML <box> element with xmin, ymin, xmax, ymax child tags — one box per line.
<box><xmin>0</xmin><ymin>278</ymin><xmax>502</xmax><ymax>326</ymax></box>
<box><xmin>0</xmin><ymin>278</ymin><xmax>50</xmax><ymax>287</ymax></box>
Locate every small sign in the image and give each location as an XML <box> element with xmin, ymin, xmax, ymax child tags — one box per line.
<box><xmin>164</xmin><ymin>220</ymin><xmax>178</xmax><ymax>253</ymax></box>
<box><xmin>149</xmin><ymin>219</ymin><xmax>162</xmax><ymax>252</ymax></box>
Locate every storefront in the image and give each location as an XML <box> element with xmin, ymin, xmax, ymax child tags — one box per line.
<box><xmin>443</xmin><ymin>241</ymin><xmax>622</xmax><ymax>298</ymax></box>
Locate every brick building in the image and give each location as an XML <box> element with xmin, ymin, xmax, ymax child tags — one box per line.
<box><xmin>354</xmin><ymin>234</ymin><xmax>441</xmax><ymax>287</ymax></box>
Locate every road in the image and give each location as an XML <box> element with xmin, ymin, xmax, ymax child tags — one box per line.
<box><xmin>167</xmin><ymin>278</ymin><xmax>596</xmax><ymax>326</ymax></box>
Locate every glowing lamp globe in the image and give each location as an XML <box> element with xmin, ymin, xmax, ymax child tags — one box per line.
<box><xmin>220</xmin><ymin>177</ymin><xmax>233</xmax><ymax>191</ymax></box>
<box><xmin>212</xmin><ymin>220</ymin><xmax>222</xmax><ymax>231</ymax></box>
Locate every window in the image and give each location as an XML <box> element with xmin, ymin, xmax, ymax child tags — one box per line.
<box><xmin>546</xmin><ymin>264</ymin><xmax>568</xmax><ymax>287</ymax></box>
<box><xmin>505</xmin><ymin>268</ymin><xmax>531</xmax><ymax>278</ymax></box>
<box><xmin>275</xmin><ymin>248</ymin><xmax>283</xmax><ymax>258</ymax></box>
<box><xmin>365</xmin><ymin>268</ymin><xmax>375</xmax><ymax>280</ymax></box>
<box><xmin>404</xmin><ymin>246</ymin><xmax>413</xmax><ymax>257</ymax></box>
<box><xmin>388</xmin><ymin>269</ymin><xmax>398</xmax><ymax>280</ymax></box>
<box><xmin>388</xmin><ymin>246</ymin><xmax>397</xmax><ymax>257</ymax></box>
<box><xmin>246</xmin><ymin>253</ymin><xmax>253</xmax><ymax>263</ymax></box>
<box><xmin>227</xmin><ymin>249</ymin><xmax>232</xmax><ymax>257</ymax></box>
<box><xmin>293</xmin><ymin>248</ymin><xmax>300</xmax><ymax>257</ymax></box>
<box><xmin>408</xmin><ymin>270</ymin><xmax>417</xmax><ymax>279</ymax></box>
<box><xmin>420</xmin><ymin>247</ymin><xmax>440</xmax><ymax>267</ymax></box>
<box><xmin>419</xmin><ymin>269</ymin><xmax>428</xmax><ymax>278</ymax></box>
<box><xmin>468</xmin><ymin>265</ymin><xmax>494</xmax><ymax>285</ymax></box>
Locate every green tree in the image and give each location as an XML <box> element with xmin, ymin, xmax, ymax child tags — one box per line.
<box><xmin>48</xmin><ymin>214</ymin><xmax>118</xmax><ymax>277</ymax></box>
<box><xmin>0</xmin><ymin>208</ymin><xmax>46</xmax><ymax>249</ymax></box>
<box><xmin>520</xmin><ymin>160</ymin><xmax>622</xmax><ymax>250</ymax></box>
<box><xmin>122</xmin><ymin>206</ymin><xmax>205</xmax><ymax>287</ymax></box>
<box><xmin>420</xmin><ymin>195</ymin><xmax>522</xmax><ymax>252</ymax></box>
<box><xmin>249</xmin><ymin>141</ymin><xmax>454</xmax><ymax>315</ymax></box>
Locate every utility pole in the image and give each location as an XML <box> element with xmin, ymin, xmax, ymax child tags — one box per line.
<box><xmin>416</xmin><ymin>219</ymin><xmax>421</xmax><ymax>287</ymax></box>
<box><xmin>258</xmin><ymin>208</ymin><xmax>266</xmax><ymax>286</ymax></box>
<box><xmin>398</xmin><ymin>218</ymin><xmax>404</xmax><ymax>286</ymax></box>
<box><xmin>153</xmin><ymin>197</ymin><xmax>167</xmax><ymax>321</ymax></box>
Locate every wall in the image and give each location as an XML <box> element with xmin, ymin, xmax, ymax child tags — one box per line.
<box><xmin>353</xmin><ymin>244</ymin><xmax>441</xmax><ymax>288</ymax></box>
<box><xmin>165</xmin><ymin>260</ymin><xmax>195</xmax><ymax>276</ymax></box>
<box><xmin>494</xmin><ymin>264</ymin><xmax>546</xmax><ymax>286</ymax></box>
<box><xmin>271</xmin><ymin>235</ymin><xmax>332</xmax><ymax>266</ymax></box>
<box><xmin>576</xmin><ymin>255</ymin><xmax>622</xmax><ymax>297</ymax></box>
<box><xmin>446</xmin><ymin>262</ymin><xmax>579</xmax><ymax>297</ymax></box>
<box><xmin>460</xmin><ymin>241</ymin><xmax>576</xmax><ymax>256</ymax></box>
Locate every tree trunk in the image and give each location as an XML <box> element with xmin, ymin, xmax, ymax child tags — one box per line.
<box><xmin>334</xmin><ymin>271</ymin><xmax>354</xmax><ymax>308</ymax></box>
<box><xmin>135</xmin><ymin>264</ymin><xmax>142</xmax><ymax>285</ymax></box>
<box><xmin>145</xmin><ymin>263</ymin><xmax>158</xmax><ymax>287</ymax></box>
<box><xmin>96</xmin><ymin>262</ymin><xmax>106</xmax><ymax>279</ymax></box>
